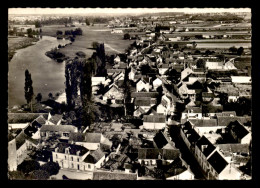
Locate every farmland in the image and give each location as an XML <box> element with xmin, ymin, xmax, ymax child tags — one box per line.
<box><xmin>41</xmin><ymin>24</ymin><xmax>133</xmax><ymax>58</ymax></box>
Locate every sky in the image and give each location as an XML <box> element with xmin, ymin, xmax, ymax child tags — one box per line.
<box><xmin>8</xmin><ymin>8</ymin><xmax>251</xmax><ymax>15</ymax></box>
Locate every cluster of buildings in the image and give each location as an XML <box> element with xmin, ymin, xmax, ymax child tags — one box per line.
<box><xmin>8</xmin><ymin>13</ymin><xmax>251</xmax><ymax>180</ymax></box>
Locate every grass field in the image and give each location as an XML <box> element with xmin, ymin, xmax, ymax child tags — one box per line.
<box><xmin>8</xmin><ymin>36</ymin><xmax>39</xmax><ymax>61</ymax></box>
<box><xmin>41</xmin><ymin>25</ymin><xmax>133</xmax><ymax>58</ymax></box>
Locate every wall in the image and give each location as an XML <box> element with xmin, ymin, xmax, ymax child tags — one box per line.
<box><xmin>8</xmin><ymin>139</ymin><xmax>17</xmax><ymax>171</ymax></box>
<box><xmin>241</xmin><ymin>133</ymin><xmax>251</xmax><ymax>144</ymax></box>
<box><xmin>143</xmin><ymin>122</ymin><xmax>166</xmax><ymax>130</ymax></box>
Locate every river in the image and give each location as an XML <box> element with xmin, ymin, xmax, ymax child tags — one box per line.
<box><xmin>8</xmin><ymin>36</ymin><xmax>71</xmax><ymax>107</ymax></box>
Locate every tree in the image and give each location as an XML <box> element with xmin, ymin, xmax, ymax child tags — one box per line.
<box><xmin>24</xmin><ymin>69</ymin><xmax>34</xmax><ymax>111</ymax></box>
<box><xmin>85</xmin><ymin>18</ymin><xmax>90</xmax><ymax>26</ymax></box>
<box><xmin>124</xmin><ymin>33</ymin><xmax>130</xmax><ymax>40</ymax></box>
<box><xmin>17</xmin><ymin>160</ymin><xmax>40</xmax><ymax>174</ymax></box>
<box><xmin>56</xmin><ymin>30</ymin><xmax>63</xmax><ymax>36</ymax></box>
<box><xmin>35</xmin><ymin>93</ymin><xmax>42</xmax><ymax>102</ymax></box>
<box><xmin>92</xmin><ymin>41</ymin><xmax>99</xmax><ymax>49</ymax></box>
<box><xmin>41</xmin><ymin>162</ymin><xmax>60</xmax><ymax>176</ymax></box>
<box><xmin>48</xmin><ymin>93</ymin><xmax>53</xmax><ymax>100</ymax></box>
<box><xmin>229</xmin><ymin>46</ymin><xmax>238</xmax><ymax>54</ymax></box>
<box><xmin>173</xmin><ymin>43</ymin><xmax>179</xmax><ymax>49</ymax></box>
<box><xmin>8</xmin><ymin>171</ymin><xmax>26</xmax><ymax>180</ymax></box>
<box><xmin>237</xmin><ymin>47</ymin><xmax>244</xmax><ymax>56</ymax></box>
<box><xmin>196</xmin><ymin>59</ymin><xmax>206</xmax><ymax>69</ymax></box>
<box><xmin>35</xmin><ymin>21</ymin><xmax>41</xmax><ymax>28</ymax></box>
<box><xmin>27</xmin><ymin>28</ymin><xmax>33</xmax><ymax>38</ymax></box>
<box><xmin>30</xmin><ymin>170</ymin><xmax>50</xmax><ymax>180</ymax></box>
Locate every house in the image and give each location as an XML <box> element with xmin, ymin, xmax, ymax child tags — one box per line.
<box><xmin>134</xmin><ymin>97</ymin><xmax>157</xmax><ymax>117</ymax></box>
<box><xmin>45</xmin><ymin>113</ymin><xmax>63</xmax><ymax>125</ymax></box>
<box><xmin>55</xmin><ymin>92</ymin><xmax>67</xmax><ymax>104</ymax></box>
<box><xmin>107</xmin><ymin>69</ymin><xmax>125</xmax><ymax>76</ymax></box>
<box><xmin>83</xmin><ymin>148</ymin><xmax>106</xmax><ymax>171</ymax></box>
<box><xmin>231</xmin><ymin>76</ymin><xmax>251</xmax><ymax>84</ymax></box>
<box><xmin>158</xmin><ymin>64</ymin><xmax>170</xmax><ymax>75</ymax></box>
<box><xmin>180</xmin><ymin>121</ymin><xmax>201</xmax><ymax>153</ymax></box>
<box><xmin>207</xmin><ymin>150</ymin><xmax>242</xmax><ymax>180</ymax></box>
<box><xmin>103</xmin><ymin>84</ymin><xmax>124</xmax><ymax>104</ymax></box>
<box><xmin>136</xmin><ymin>77</ymin><xmax>150</xmax><ymax>92</ymax></box>
<box><xmin>194</xmin><ymin>136</ymin><xmax>217</xmax><ymax>174</ymax></box>
<box><xmin>69</xmin><ymin>132</ymin><xmax>112</xmax><ymax>151</ymax></box>
<box><xmin>178</xmin><ymin>82</ymin><xmax>195</xmax><ymax>99</ymax></box>
<box><xmin>111</xmin><ymin>29</ymin><xmax>123</xmax><ymax>34</ymax></box>
<box><xmin>215</xmin><ymin>143</ymin><xmax>250</xmax><ymax>166</ymax></box>
<box><xmin>143</xmin><ymin>114</ymin><xmax>166</xmax><ymax>130</ymax></box>
<box><xmin>181</xmin><ymin>106</ymin><xmax>202</xmax><ymax>120</ymax></box>
<box><xmin>226</xmin><ymin>120</ymin><xmax>251</xmax><ymax>144</ymax></box>
<box><xmin>153</xmin><ymin>131</ymin><xmax>175</xmax><ymax>149</ymax></box>
<box><xmin>8</xmin><ymin>131</ymin><xmax>38</xmax><ymax>171</ymax></box>
<box><xmin>131</xmin><ymin>92</ymin><xmax>159</xmax><ymax>99</ymax></box>
<box><xmin>188</xmin><ymin>119</ymin><xmax>221</xmax><ymax>136</ymax></box>
<box><xmin>40</xmin><ymin>125</ymin><xmax>78</xmax><ymax>140</ymax></box>
<box><xmin>138</xmin><ymin>148</ymin><xmax>180</xmax><ymax>165</ymax></box>
<box><xmin>152</xmin><ymin>77</ymin><xmax>163</xmax><ymax>90</ymax></box>
<box><xmin>52</xmin><ymin>142</ymin><xmax>90</xmax><ymax>171</ymax></box>
<box><xmin>205</xmin><ymin>58</ymin><xmax>237</xmax><ymax>70</ymax></box>
<box><xmin>166</xmin><ymin>168</ymin><xmax>195</xmax><ymax>180</ymax></box>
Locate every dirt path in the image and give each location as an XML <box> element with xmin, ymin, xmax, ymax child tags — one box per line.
<box><xmin>104</xmin><ymin>43</ymin><xmax>123</xmax><ymax>54</ymax></box>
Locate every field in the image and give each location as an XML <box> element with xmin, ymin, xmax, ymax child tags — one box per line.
<box><xmin>8</xmin><ymin>36</ymin><xmax>39</xmax><ymax>61</ymax></box>
<box><xmin>40</xmin><ymin>24</ymin><xmax>134</xmax><ymax>58</ymax></box>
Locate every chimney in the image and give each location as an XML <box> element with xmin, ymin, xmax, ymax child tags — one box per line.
<box><xmin>201</xmin><ymin>145</ymin><xmax>208</xmax><ymax>152</ymax></box>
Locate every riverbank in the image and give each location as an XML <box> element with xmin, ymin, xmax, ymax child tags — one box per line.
<box><xmin>8</xmin><ymin>36</ymin><xmax>39</xmax><ymax>62</ymax></box>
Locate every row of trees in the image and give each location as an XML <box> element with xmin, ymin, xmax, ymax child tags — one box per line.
<box><xmin>9</xmin><ymin>161</ymin><xmax>60</xmax><ymax>180</ymax></box>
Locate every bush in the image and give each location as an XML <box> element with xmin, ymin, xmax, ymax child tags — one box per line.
<box><xmin>76</xmin><ymin>51</ymin><xmax>86</xmax><ymax>58</ymax></box>
<box><xmin>124</xmin><ymin>33</ymin><xmax>130</xmax><ymax>40</ymax></box>
<box><xmin>30</xmin><ymin>170</ymin><xmax>50</xmax><ymax>180</ymax></box>
<box><xmin>56</xmin><ymin>30</ymin><xmax>63</xmax><ymax>35</ymax></box>
<box><xmin>17</xmin><ymin>160</ymin><xmax>40</xmax><ymax>174</ymax></box>
<box><xmin>92</xmin><ymin>41</ymin><xmax>99</xmax><ymax>49</ymax></box>
<box><xmin>41</xmin><ymin>161</ymin><xmax>60</xmax><ymax>176</ymax></box>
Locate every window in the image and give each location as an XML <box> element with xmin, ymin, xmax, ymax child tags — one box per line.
<box><xmin>77</xmin><ymin>158</ymin><xmax>79</xmax><ymax>162</ymax></box>
<box><xmin>71</xmin><ymin>157</ymin><xmax>73</xmax><ymax>161</ymax></box>
<box><xmin>56</xmin><ymin>154</ymin><xmax>58</xmax><ymax>159</ymax></box>
<box><xmin>65</xmin><ymin>156</ymin><xmax>67</xmax><ymax>160</ymax></box>
<box><xmin>88</xmin><ymin>165</ymin><xmax>91</xmax><ymax>169</ymax></box>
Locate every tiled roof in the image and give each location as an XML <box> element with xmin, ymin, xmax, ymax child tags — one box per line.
<box><xmin>15</xmin><ymin>132</ymin><xmax>38</xmax><ymax>150</ymax></box>
<box><xmin>33</xmin><ymin>115</ymin><xmax>47</xmax><ymax>125</ymax></box>
<box><xmin>207</xmin><ymin>151</ymin><xmax>228</xmax><ymax>174</ymax></box>
<box><xmin>217</xmin><ymin>116</ymin><xmax>251</xmax><ymax>127</ymax></box>
<box><xmin>134</xmin><ymin>97</ymin><xmax>154</xmax><ymax>106</ymax></box>
<box><xmin>196</xmin><ymin>136</ymin><xmax>216</xmax><ymax>157</ymax></box>
<box><xmin>69</xmin><ymin>133</ymin><xmax>85</xmax><ymax>142</ymax></box>
<box><xmin>138</xmin><ymin>148</ymin><xmax>180</xmax><ymax>160</ymax></box>
<box><xmin>84</xmin><ymin>133</ymin><xmax>102</xmax><ymax>143</ymax></box>
<box><xmin>40</xmin><ymin>125</ymin><xmax>77</xmax><ymax>133</ymax></box>
<box><xmin>143</xmin><ymin>115</ymin><xmax>165</xmax><ymax>123</ymax></box>
<box><xmin>56</xmin><ymin>142</ymin><xmax>89</xmax><ymax>156</ymax></box>
<box><xmin>83</xmin><ymin>148</ymin><xmax>105</xmax><ymax>164</ymax></box>
<box><xmin>189</xmin><ymin>119</ymin><xmax>218</xmax><ymax>127</ymax></box>
<box><xmin>227</xmin><ymin>120</ymin><xmax>249</xmax><ymax>140</ymax></box>
<box><xmin>215</xmin><ymin>111</ymin><xmax>237</xmax><ymax>117</ymax></box>
<box><xmin>48</xmin><ymin>114</ymin><xmax>62</xmax><ymax>125</ymax></box>
<box><xmin>153</xmin><ymin>131</ymin><xmax>169</xmax><ymax>149</ymax></box>
<box><xmin>216</xmin><ymin>143</ymin><xmax>249</xmax><ymax>154</ymax></box>
<box><xmin>131</xmin><ymin>92</ymin><xmax>159</xmax><ymax>98</ymax></box>
<box><xmin>183</xmin><ymin>106</ymin><xmax>202</xmax><ymax>113</ymax></box>
<box><xmin>93</xmin><ymin>171</ymin><xmax>137</xmax><ymax>180</ymax></box>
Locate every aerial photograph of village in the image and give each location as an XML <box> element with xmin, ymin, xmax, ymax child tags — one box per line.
<box><xmin>7</xmin><ymin>8</ymin><xmax>252</xmax><ymax>180</ymax></box>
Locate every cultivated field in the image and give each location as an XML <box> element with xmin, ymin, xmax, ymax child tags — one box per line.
<box><xmin>41</xmin><ymin>25</ymin><xmax>134</xmax><ymax>58</ymax></box>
